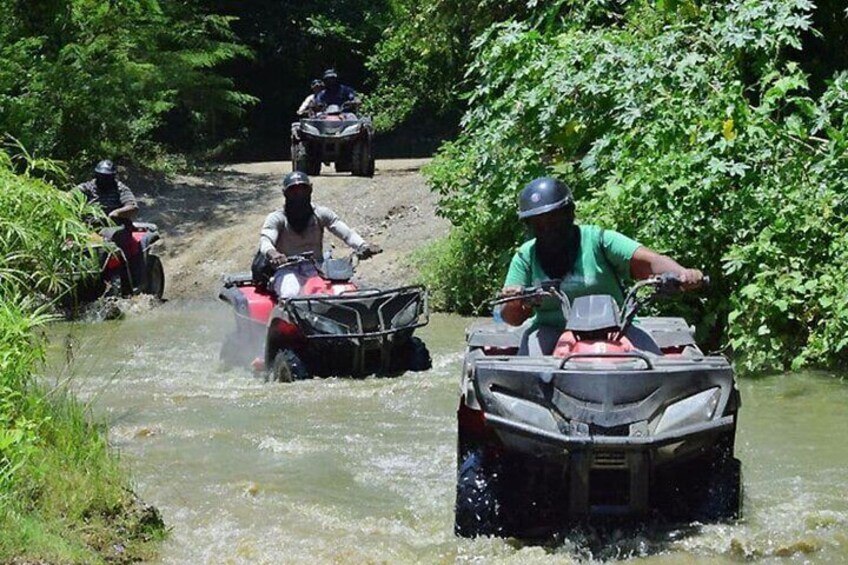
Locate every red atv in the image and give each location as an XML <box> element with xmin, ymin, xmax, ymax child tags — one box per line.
<box><xmin>218</xmin><ymin>253</ymin><xmax>431</xmax><ymax>381</ymax></box>
<box><xmin>100</xmin><ymin>222</ymin><xmax>165</xmax><ymax>298</ymax></box>
<box><xmin>69</xmin><ymin>221</ymin><xmax>165</xmax><ymax>305</ymax></box>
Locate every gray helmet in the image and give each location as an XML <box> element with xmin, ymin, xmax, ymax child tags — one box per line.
<box><xmin>94</xmin><ymin>159</ymin><xmax>117</xmax><ymax>176</ymax></box>
<box><xmin>517</xmin><ymin>177</ymin><xmax>574</xmax><ymax>219</ymax></box>
<box><xmin>311</xmin><ymin>78</ymin><xmax>323</xmax><ymax>88</ymax></box>
<box><xmin>282</xmin><ymin>171</ymin><xmax>312</xmax><ymax>193</ymax></box>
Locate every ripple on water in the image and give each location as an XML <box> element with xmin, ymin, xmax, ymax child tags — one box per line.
<box><xmin>256</xmin><ymin>436</ymin><xmax>317</xmax><ymax>456</ymax></box>
<box><xmin>51</xmin><ymin>310</ymin><xmax>848</xmax><ymax>564</ymax></box>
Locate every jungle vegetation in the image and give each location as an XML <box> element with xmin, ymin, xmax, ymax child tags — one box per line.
<box><xmin>412</xmin><ymin>0</ymin><xmax>848</xmax><ymax>374</ymax></box>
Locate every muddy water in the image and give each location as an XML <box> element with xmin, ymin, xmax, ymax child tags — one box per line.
<box><xmin>49</xmin><ymin>302</ymin><xmax>848</xmax><ymax>564</ymax></box>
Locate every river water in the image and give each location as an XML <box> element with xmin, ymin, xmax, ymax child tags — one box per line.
<box><xmin>48</xmin><ymin>301</ymin><xmax>848</xmax><ymax>564</ymax></box>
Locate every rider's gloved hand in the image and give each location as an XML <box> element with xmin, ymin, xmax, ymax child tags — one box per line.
<box><xmin>357</xmin><ymin>243</ymin><xmax>382</xmax><ymax>259</ymax></box>
<box><xmin>268</xmin><ymin>249</ymin><xmax>288</xmax><ymax>267</ymax></box>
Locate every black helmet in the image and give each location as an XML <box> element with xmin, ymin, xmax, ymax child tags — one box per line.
<box><xmin>322</xmin><ymin>68</ymin><xmax>338</xmax><ymax>80</ymax></box>
<box><xmin>517</xmin><ymin>177</ymin><xmax>574</xmax><ymax>219</ymax></box>
<box><xmin>94</xmin><ymin>159</ymin><xmax>117</xmax><ymax>176</ymax></box>
<box><xmin>282</xmin><ymin>171</ymin><xmax>312</xmax><ymax>193</ymax></box>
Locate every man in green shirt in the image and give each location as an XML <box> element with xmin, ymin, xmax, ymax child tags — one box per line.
<box><xmin>501</xmin><ymin>176</ymin><xmax>704</xmax><ymax>355</ymax></box>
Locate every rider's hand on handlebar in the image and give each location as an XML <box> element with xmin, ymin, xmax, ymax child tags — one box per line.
<box><xmin>268</xmin><ymin>250</ymin><xmax>288</xmax><ymax>267</ymax></box>
<box><xmin>678</xmin><ymin>268</ymin><xmax>705</xmax><ymax>291</ymax></box>
<box><xmin>357</xmin><ymin>243</ymin><xmax>382</xmax><ymax>260</ymax></box>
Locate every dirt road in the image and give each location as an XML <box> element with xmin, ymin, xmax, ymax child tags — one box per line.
<box><xmin>134</xmin><ymin>159</ymin><xmax>449</xmax><ymax>300</ymax></box>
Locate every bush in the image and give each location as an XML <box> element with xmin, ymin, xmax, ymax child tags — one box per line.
<box><xmin>0</xmin><ymin>152</ymin><xmax>164</xmax><ymax>562</ymax></box>
<box><xmin>424</xmin><ymin>0</ymin><xmax>848</xmax><ymax>373</ymax></box>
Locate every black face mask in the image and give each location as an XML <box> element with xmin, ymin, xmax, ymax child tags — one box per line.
<box><xmin>284</xmin><ymin>194</ymin><xmax>314</xmax><ymax>234</ymax></box>
<box><xmin>535</xmin><ymin>223</ymin><xmax>580</xmax><ymax>280</ymax></box>
<box><xmin>95</xmin><ymin>175</ymin><xmax>117</xmax><ymax>192</ymax></box>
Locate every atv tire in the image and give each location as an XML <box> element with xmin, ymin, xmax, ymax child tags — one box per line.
<box><xmin>268</xmin><ymin>349</ymin><xmax>309</xmax><ymax>383</ymax></box>
<box><xmin>406</xmin><ymin>337</ymin><xmax>432</xmax><ymax>372</ymax></box>
<box><xmin>307</xmin><ymin>147</ymin><xmax>322</xmax><ymax>176</ymax></box>
<box><xmin>142</xmin><ymin>254</ymin><xmax>165</xmax><ymax>299</ymax></box>
<box><xmin>698</xmin><ymin>456</ymin><xmax>743</xmax><ymax>521</ymax></box>
<box><xmin>455</xmin><ymin>448</ymin><xmax>504</xmax><ymax>538</ymax></box>
<box><xmin>351</xmin><ymin>138</ymin><xmax>373</xmax><ymax>178</ymax></box>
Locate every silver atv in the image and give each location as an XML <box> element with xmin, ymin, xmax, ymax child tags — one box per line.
<box><xmin>455</xmin><ymin>274</ymin><xmax>742</xmax><ymax>538</ymax></box>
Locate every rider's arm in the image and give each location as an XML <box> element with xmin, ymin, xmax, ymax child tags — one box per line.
<box><xmin>109</xmin><ymin>182</ymin><xmax>139</xmax><ymax>220</ymax></box>
<box><xmin>501</xmin><ymin>248</ymin><xmax>533</xmax><ymax>326</ymax></box>
<box><xmin>259</xmin><ymin>211</ymin><xmax>283</xmax><ymax>258</ymax></box>
<box><xmin>630</xmin><ymin>247</ymin><xmax>704</xmax><ymax>289</ymax></box>
<box><xmin>73</xmin><ymin>182</ymin><xmax>95</xmax><ymax>201</ymax></box>
<box><xmin>316</xmin><ymin>207</ymin><xmax>365</xmax><ymax>251</ymax></box>
<box><xmin>297</xmin><ymin>94</ymin><xmax>313</xmax><ymax>116</ymax></box>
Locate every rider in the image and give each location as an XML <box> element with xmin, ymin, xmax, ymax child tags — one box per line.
<box><xmin>297</xmin><ymin>78</ymin><xmax>324</xmax><ymax>117</ymax></box>
<box><xmin>258</xmin><ymin>171</ymin><xmax>380</xmax><ymax>298</ymax></box>
<box><xmin>500</xmin><ymin>176</ymin><xmax>704</xmax><ymax>355</ymax></box>
<box><xmin>74</xmin><ymin>160</ymin><xmax>144</xmax><ymax>290</ymax></box>
<box><xmin>314</xmin><ymin>68</ymin><xmax>358</xmax><ymax>109</ymax></box>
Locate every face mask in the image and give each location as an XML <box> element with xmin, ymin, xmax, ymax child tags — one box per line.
<box><xmin>95</xmin><ymin>175</ymin><xmax>117</xmax><ymax>192</ymax></box>
<box><xmin>535</xmin><ymin>222</ymin><xmax>580</xmax><ymax>280</ymax></box>
<box><xmin>284</xmin><ymin>194</ymin><xmax>314</xmax><ymax>233</ymax></box>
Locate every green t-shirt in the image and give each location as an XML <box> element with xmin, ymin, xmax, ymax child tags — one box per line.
<box><xmin>504</xmin><ymin>224</ymin><xmax>642</xmax><ymax>329</ymax></box>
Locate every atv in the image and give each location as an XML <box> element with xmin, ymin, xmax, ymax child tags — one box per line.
<box><xmin>218</xmin><ymin>252</ymin><xmax>431</xmax><ymax>381</ymax></box>
<box><xmin>68</xmin><ymin>221</ymin><xmax>165</xmax><ymax>305</ymax></box>
<box><xmin>455</xmin><ymin>273</ymin><xmax>742</xmax><ymax>538</ymax></box>
<box><xmin>291</xmin><ymin>103</ymin><xmax>375</xmax><ymax>177</ymax></box>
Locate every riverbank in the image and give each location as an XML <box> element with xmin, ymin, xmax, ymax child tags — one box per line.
<box><xmin>0</xmin><ymin>159</ymin><xmax>167</xmax><ymax>564</ymax></box>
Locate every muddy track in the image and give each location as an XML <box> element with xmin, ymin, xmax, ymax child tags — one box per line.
<box><xmin>132</xmin><ymin>159</ymin><xmax>449</xmax><ymax>300</ymax></box>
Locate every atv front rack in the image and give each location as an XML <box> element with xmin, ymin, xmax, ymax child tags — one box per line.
<box><xmin>281</xmin><ymin>285</ymin><xmax>429</xmax><ymax>339</ymax></box>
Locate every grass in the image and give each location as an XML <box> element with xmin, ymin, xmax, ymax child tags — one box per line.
<box><xmin>0</xmin><ymin>149</ymin><xmax>166</xmax><ymax>562</ymax></box>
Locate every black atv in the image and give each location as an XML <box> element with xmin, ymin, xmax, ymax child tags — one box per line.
<box><xmin>291</xmin><ymin>103</ymin><xmax>375</xmax><ymax>177</ymax></box>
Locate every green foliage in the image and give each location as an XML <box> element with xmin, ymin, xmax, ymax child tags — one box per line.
<box><xmin>425</xmin><ymin>0</ymin><xmax>848</xmax><ymax>373</ymax></box>
<box><xmin>0</xmin><ymin>154</ymin><xmax>164</xmax><ymax>561</ymax></box>
<box><xmin>364</xmin><ymin>0</ymin><xmax>539</xmax><ymax>131</ymax></box>
<box><xmin>0</xmin><ymin>147</ymin><xmax>99</xmax><ymax>298</ymax></box>
<box><xmin>0</xmin><ymin>0</ymin><xmax>254</xmax><ymax>172</ymax></box>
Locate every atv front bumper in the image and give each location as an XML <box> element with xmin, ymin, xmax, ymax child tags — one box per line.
<box><xmin>467</xmin><ymin>355</ymin><xmax>740</xmax><ymax>517</ymax></box>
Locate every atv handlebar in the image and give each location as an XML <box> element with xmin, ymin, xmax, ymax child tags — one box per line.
<box><xmin>273</xmin><ymin>247</ymin><xmax>379</xmax><ymax>273</ymax></box>
<box><xmin>491</xmin><ymin>279</ymin><xmax>562</xmax><ymax>306</ymax></box>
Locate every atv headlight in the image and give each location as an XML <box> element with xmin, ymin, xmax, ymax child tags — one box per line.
<box><xmin>390</xmin><ymin>300</ymin><xmax>419</xmax><ymax>328</ymax></box>
<box><xmin>492</xmin><ymin>391</ymin><xmax>558</xmax><ymax>432</ymax></box>
<box><xmin>341</xmin><ymin>124</ymin><xmax>361</xmax><ymax>136</ymax></box>
<box><xmin>654</xmin><ymin>387</ymin><xmax>721</xmax><ymax>435</ymax></box>
<box><xmin>303</xmin><ymin>312</ymin><xmax>350</xmax><ymax>336</ymax></box>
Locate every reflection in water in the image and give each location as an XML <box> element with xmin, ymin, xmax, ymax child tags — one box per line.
<box><xmin>48</xmin><ymin>302</ymin><xmax>848</xmax><ymax>563</ymax></box>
